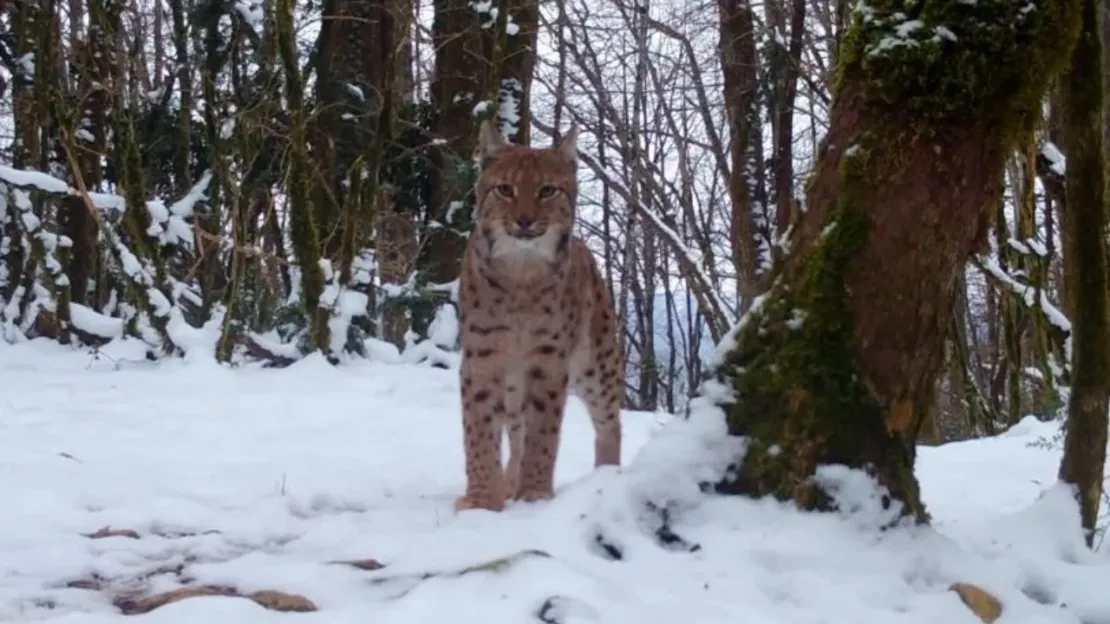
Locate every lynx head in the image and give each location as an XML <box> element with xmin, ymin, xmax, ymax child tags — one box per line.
<box><xmin>474</xmin><ymin>120</ymin><xmax>579</xmax><ymax>261</ymax></box>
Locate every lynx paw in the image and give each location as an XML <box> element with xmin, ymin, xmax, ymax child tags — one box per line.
<box><xmin>453</xmin><ymin>493</ymin><xmax>506</xmax><ymax>513</ymax></box>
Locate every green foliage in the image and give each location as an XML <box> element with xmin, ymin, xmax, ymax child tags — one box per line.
<box><xmin>377</xmin><ymin>101</ymin><xmax>476</xmax><ymax>341</ymax></box>
<box><xmin>382</xmin><ymin>101</ymin><xmax>438</xmax><ymax>221</ymax></box>
<box><xmin>136</xmin><ymin>107</ymin><xmax>211</xmax><ymax>197</ymax></box>
<box><xmin>409</xmin><ymin>153</ymin><xmax>476</xmax><ymax>340</ymax></box>
<box><xmin>273</xmin><ymin>297</ymin><xmax>309</xmax><ymax>343</ymax></box>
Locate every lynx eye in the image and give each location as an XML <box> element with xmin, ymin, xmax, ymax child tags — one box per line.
<box><xmin>538</xmin><ymin>184</ymin><xmax>557</xmax><ymax>199</ymax></box>
<box><xmin>495</xmin><ymin>184</ymin><xmax>515</xmax><ymax>198</ymax></box>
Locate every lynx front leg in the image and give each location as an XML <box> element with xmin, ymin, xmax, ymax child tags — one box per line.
<box><xmin>513</xmin><ymin>364</ymin><xmax>570</xmax><ymax>502</ymax></box>
<box><xmin>455</xmin><ymin>363</ymin><xmax>508</xmax><ymax>512</ymax></box>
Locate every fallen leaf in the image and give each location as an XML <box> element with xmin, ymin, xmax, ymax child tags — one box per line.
<box><xmin>65</xmin><ymin>578</ymin><xmax>104</xmax><ymax>591</ymax></box>
<box><xmin>950</xmin><ymin>582</ymin><xmax>1003</xmax><ymax>623</ymax></box>
<box><xmin>84</xmin><ymin>526</ymin><xmax>140</xmax><ymax>540</ymax></box>
<box><xmin>249</xmin><ymin>590</ymin><xmax>317</xmax><ymax>612</ymax></box>
<box><xmin>331</xmin><ymin>558</ymin><xmax>385</xmax><ymax>571</ymax></box>
<box><xmin>114</xmin><ymin>585</ymin><xmax>237</xmax><ymax>615</ymax></box>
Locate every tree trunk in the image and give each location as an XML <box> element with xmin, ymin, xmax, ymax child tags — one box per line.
<box><xmin>709</xmin><ymin>0</ymin><xmax>1081</xmax><ymax>522</ymax></box>
<box><xmin>1057</xmin><ymin>0</ymin><xmax>1109</xmax><ymax>547</ymax></box>
<box><xmin>421</xmin><ymin>0</ymin><xmax>536</xmax><ymax>289</ymax></box>
<box><xmin>499</xmin><ymin>0</ymin><xmax>539</xmax><ymax>144</ymax></box>
<box><xmin>765</xmin><ymin>0</ymin><xmax>805</xmax><ymax>239</ymax></box>
<box><xmin>421</xmin><ymin>0</ymin><xmax>489</xmax><ymax>289</ymax></box>
<box><xmin>309</xmin><ymin>0</ymin><xmax>389</xmax><ymax>263</ymax></box>
<box><xmin>277</xmin><ymin>0</ymin><xmax>330</xmax><ymax>353</ymax></box>
<box><xmin>717</xmin><ymin>0</ymin><xmax>763</xmax><ymax>310</ymax></box>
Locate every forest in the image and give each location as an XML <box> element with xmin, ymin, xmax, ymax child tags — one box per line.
<box><xmin>0</xmin><ymin>0</ymin><xmax>1106</xmax><ymax>553</ymax></box>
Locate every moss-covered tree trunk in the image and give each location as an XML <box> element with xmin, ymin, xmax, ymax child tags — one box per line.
<box><xmin>309</xmin><ymin>0</ymin><xmax>386</xmax><ymax>262</ymax></box>
<box><xmin>1057</xmin><ymin>0</ymin><xmax>1109</xmax><ymax>547</ymax></box>
<box><xmin>277</xmin><ymin>0</ymin><xmax>330</xmax><ymax>353</ymax></box>
<box><xmin>709</xmin><ymin>0</ymin><xmax>1080</xmax><ymax>522</ymax></box>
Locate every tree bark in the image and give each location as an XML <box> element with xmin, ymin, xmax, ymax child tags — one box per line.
<box><xmin>422</xmin><ymin>0</ymin><xmax>537</xmax><ymax>289</ymax></box>
<box><xmin>309</xmin><ymin>0</ymin><xmax>390</xmax><ymax>262</ymax></box>
<box><xmin>277</xmin><ymin>0</ymin><xmax>330</xmax><ymax>353</ymax></box>
<box><xmin>421</xmin><ymin>0</ymin><xmax>490</xmax><ymax>288</ymax></box>
<box><xmin>717</xmin><ymin>0</ymin><xmax>763</xmax><ymax>310</ymax></box>
<box><xmin>709</xmin><ymin>0</ymin><xmax>1081</xmax><ymax>522</ymax></box>
<box><xmin>765</xmin><ymin>0</ymin><xmax>805</xmax><ymax>239</ymax></box>
<box><xmin>1057</xmin><ymin>0</ymin><xmax>1109</xmax><ymax>547</ymax></box>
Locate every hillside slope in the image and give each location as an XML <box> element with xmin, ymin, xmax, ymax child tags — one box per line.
<box><xmin>0</xmin><ymin>338</ymin><xmax>1106</xmax><ymax>623</ymax></box>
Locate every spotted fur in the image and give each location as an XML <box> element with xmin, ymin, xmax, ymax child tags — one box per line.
<box><xmin>453</xmin><ymin>121</ymin><xmax>624</xmax><ymax>512</ymax></box>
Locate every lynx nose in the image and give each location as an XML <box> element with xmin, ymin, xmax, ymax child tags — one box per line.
<box><xmin>513</xmin><ymin>217</ymin><xmax>543</xmax><ymax>240</ymax></box>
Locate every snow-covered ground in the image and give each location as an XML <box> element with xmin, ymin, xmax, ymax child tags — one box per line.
<box><xmin>1</xmin><ymin>338</ymin><xmax>1108</xmax><ymax>623</ymax></box>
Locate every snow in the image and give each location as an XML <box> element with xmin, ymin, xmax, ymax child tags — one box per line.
<box><xmin>1042</xmin><ymin>142</ymin><xmax>1067</xmax><ymax>176</ymax></box>
<box><xmin>0</xmin><ymin>340</ymin><xmax>1107</xmax><ymax>623</ymax></box>
<box><xmin>233</xmin><ymin>0</ymin><xmax>264</xmax><ymax>31</ymax></box>
<box><xmin>68</xmin><ymin>303</ymin><xmax>124</xmax><ymax>339</ymax></box>
<box><xmin>0</xmin><ymin>164</ymin><xmax>70</xmax><ymax>194</ymax></box>
<box><xmin>498</xmin><ymin>78</ymin><xmax>524</xmax><ymax>141</ymax></box>
<box><xmin>425</xmin><ymin>302</ymin><xmax>459</xmax><ymax>349</ymax></box>
<box><xmin>471</xmin><ymin>101</ymin><xmax>493</xmax><ymax>117</ymax></box>
<box><xmin>975</xmin><ymin>255</ymin><xmax>1072</xmax><ymax>366</ymax></box>
<box><xmin>711</xmin><ymin>291</ymin><xmax>767</xmax><ymax>367</ymax></box>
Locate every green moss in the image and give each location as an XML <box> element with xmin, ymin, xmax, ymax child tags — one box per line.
<box><xmin>277</xmin><ymin>0</ymin><xmax>330</xmax><ymax>356</ymax></box>
<box><xmin>713</xmin><ymin>0</ymin><xmax>1079</xmax><ymax>521</ymax></box>
<box><xmin>837</xmin><ymin>0</ymin><xmax>1079</xmax><ymax>137</ymax></box>
<box><xmin>718</xmin><ymin>143</ymin><xmax>887</xmax><ymax>505</ymax></box>
<box><xmin>715</xmin><ymin>141</ymin><xmax>929</xmax><ymax>520</ymax></box>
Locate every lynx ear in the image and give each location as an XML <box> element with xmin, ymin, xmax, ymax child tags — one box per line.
<box><xmin>554</xmin><ymin>125</ymin><xmax>580</xmax><ymax>163</ymax></box>
<box><xmin>478</xmin><ymin>119</ymin><xmax>506</xmax><ymax>164</ymax></box>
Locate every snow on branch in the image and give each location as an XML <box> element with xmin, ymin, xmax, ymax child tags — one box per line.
<box><xmin>973</xmin><ymin>254</ymin><xmax>1071</xmax><ymax>367</ymax></box>
<box><xmin>0</xmin><ymin>161</ymin><xmax>211</xmax><ymax>351</ymax></box>
<box><xmin>0</xmin><ymin>163</ymin><xmax>212</xmax><ymax>228</ymax></box>
<box><xmin>633</xmin><ymin>202</ymin><xmax>733</xmax><ymax>335</ymax></box>
<box><xmin>1040</xmin><ymin>142</ymin><xmax>1066</xmax><ymax>176</ymax></box>
<box><xmin>553</xmin><ymin>132</ymin><xmax>733</xmax><ymax>342</ymax></box>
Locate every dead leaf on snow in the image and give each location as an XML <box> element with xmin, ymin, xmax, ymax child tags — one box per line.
<box><xmin>64</xmin><ymin>577</ymin><xmax>104</xmax><ymax>591</ymax></box>
<box><xmin>331</xmin><ymin>558</ymin><xmax>386</xmax><ymax>571</ymax></box>
<box><xmin>950</xmin><ymin>582</ymin><xmax>1003</xmax><ymax>623</ymax></box>
<box><xmin>112</xmin><ymin>585</ymin><xmax>318</xmax><ymax>615</ymax></box>
<box><xmin>248</xmin><ymin>590</ymin><xmax>317</xmax><ymax>612</ymax></box>
<box><xmin>84</xmin><ymin>526</ymin><xmax>141</xmax><ymax>540</ymax></box>
<box><xmin>114</xmin><ymin>585</ymin><xmax>237</xmax><ymax>615</ymax></box>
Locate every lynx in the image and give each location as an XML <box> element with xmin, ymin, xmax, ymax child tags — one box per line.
<box><xmin>453</xmin><ymin>121</ymin><xmax>624</xmax><ymax>513</ymax></box>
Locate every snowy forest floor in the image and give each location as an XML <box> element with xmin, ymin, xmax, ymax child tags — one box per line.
<box><xmin>0</xmin><ymin>338</ymin><xmax>1108</xmax><ymax>623</ymax></box>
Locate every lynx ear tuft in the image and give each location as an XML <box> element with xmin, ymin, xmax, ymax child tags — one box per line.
<box><xmin>555</xmin><ymin>125</ymin><xmax>580</xmax><ymax>163</ymax></box>
<box><xmin>478</xmin><ymin>119</ymin><xmax>507</xmax><ymax>165</ymax></box>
